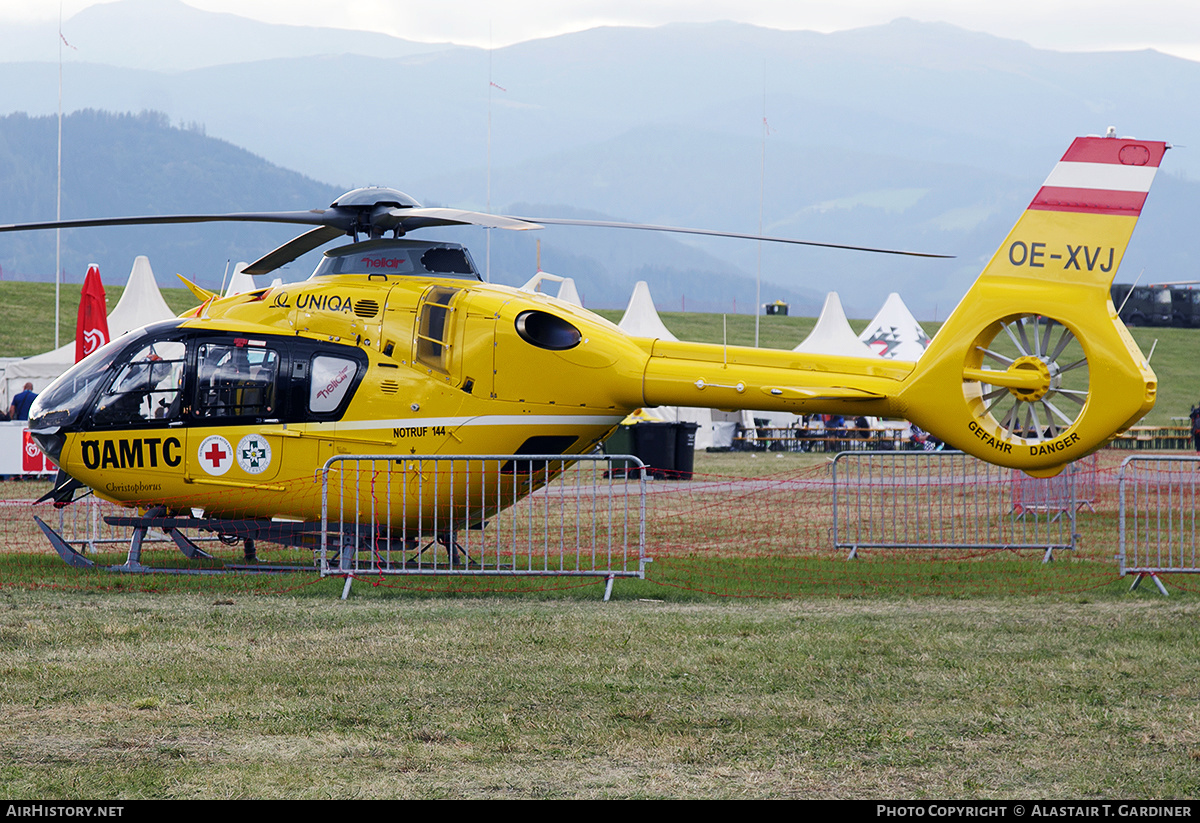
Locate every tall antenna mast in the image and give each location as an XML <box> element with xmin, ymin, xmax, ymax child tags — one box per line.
<box><xmin>486</xmin><ymin>24</ymin><xmax>493</xmax><ymax>283</ymax></box>
<box><xmin>754</xmin><ymin>66</ymin><xmax>767</xmax><ymax>348</ymax></box>
<box><xmin>55</xmin><ymin>2</ymin><xmax>64</xmax><ymax>348</ymax></box>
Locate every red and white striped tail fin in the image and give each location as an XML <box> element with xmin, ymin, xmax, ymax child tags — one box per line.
<box><xmin>1029</xmin><ymin>135</ymin><xmax>1168</xmax><ymax>218</ymax></box>
<box><xmin>965</xmin><ymin>133</ymin><xmax>1169</xmax><ymax>290</ymax></box>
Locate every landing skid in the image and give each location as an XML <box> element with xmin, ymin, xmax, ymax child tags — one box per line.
<box><xmin>403</xmin><ymin>534</ymin><xmax>481</xmax><ymax>570</ymax></box>
<box><xmin>35</xmin><ymin>511</ymin><xmax>325</xmax><ymax>575</ymax></box>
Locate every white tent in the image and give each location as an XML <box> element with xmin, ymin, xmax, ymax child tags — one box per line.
<box><xmin>618</xmin><ymin>281</ymin><xmax>676</xmax><ymax>340</ymax></box>
<box><xmin>223</xmin><ymin>262</ymin><xmax>283</xmax><ymax>298</ymax></box>
<box><xmin>106</xmin><ymin>255</ymin><xmax>176</xmax><ymax>333</ymax></box>
<box><xmin>793</xmin><ymin>292</ymin><xmax>879</xmax><ymax>358</ymax></box>
<box><xmin>616</xmin><ymin>280</ymin><xmax>752</xmax><ymax>450</ymax></box>
<box><xmin>224</xmin><ymin>262</ymin><xmax>256</xmax><ymax>297</ymax></box>
<box><xmin>749</xmin><ymin>292</ymin><xmax>882</xmax><ymax>430</ymax></box>
<box><xmin>555</xmin><ymin>277</ymin><xmax>582</xmax><ymax>307</ymax></box>
<box><xmin>859</xmin><ymin>292</ymin><xmax>931</xmax><ymax>361</ymax></box>
<box><xmin>1</xmin><ymin>256</ymin><xmax>179</xmax><ymax>406</ymax></box>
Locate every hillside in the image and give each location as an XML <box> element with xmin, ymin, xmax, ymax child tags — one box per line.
<box><xmin>0</xmin><ymin>110</ymin><xmax>344</xmax><ymax>290</ymax></box>
<box><xmin>0</xmin><ymin>110</ymin><xmax>824</xmax><ymax>311</ymax></box>
<box><xmin>2</xmin><ymin>13</ymin><xmax>1198</xmax><ymax>315</ymax></box>
<box><xmin>0</xmin><ymin>0</ymin><xmax>455</xmax><ymax>71</ymax></box>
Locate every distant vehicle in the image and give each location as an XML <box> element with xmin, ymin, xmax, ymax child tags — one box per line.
<box><xmin>1111</xmin><ymin>284</ymin><xmax>1172</xmax><ymax>326</ymax></box>
<box><xmin>1111</xmin><ymin>283</ymin><xmax>1200</xmax><ymax>327</ymax></box>
<box><xmin>1170</xmin><ymin>288</ymin><xmax>1200</xmax><ymax>328</ymax></box>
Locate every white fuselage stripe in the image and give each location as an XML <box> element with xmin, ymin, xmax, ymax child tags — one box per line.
<box><xmin>330</xmin><ymin>414</ymin><xmax>625</xmax><ymax>432</ymax></box>
<box><xmin>1042</xmin><ymin>161</ymin><xmax>1157</xmax><ymax>193</ymax></box>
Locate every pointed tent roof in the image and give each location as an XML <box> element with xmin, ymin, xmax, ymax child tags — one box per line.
<box><xmin>517</xmin><ymin>270</ymin><xmax>583</xmax><ymax>307</ymax></box>
<box><xmin>793</xmin><ymin>292</ymin><xmax>878</xmax><ymax>358</ymax></box>
<box><xmin>555</xmin><ymin>277</ymin><xmax>582</xmax><ymax>307</ymax></box>
<box><xmin>617</xmin><ymin>281</ymin><xmax>677</xmax><ymax>341</ymax></box>
<box><xmin>613</xmin><ymin>280</ymin><xmax>751</xmax><ymax>449</ymax></box>
<box><xmin>107</xmin><ymin>256</ymin><xmax>175</xmax><ymax>336</ymax></box>
<box><xmin>224</xmin><ymin>262</ymin><xmax>256</xmax><ymax>297</ymax></box>
<box><xmin>4</xmin><ymin>257</ymin><xmax>179</xmax><ymax>383</ymax></box>
<box><xmin>858</xmin><ymin>292</ymin><xmax>931</xmax><ymax>361</ymax></box>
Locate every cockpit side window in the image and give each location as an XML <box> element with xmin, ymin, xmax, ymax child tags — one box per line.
<box><xmin>309</xmin><ymin>355</ymin><xmax>359</xmax><ymax>413</ymax></box>
<box><xmin>93</xmin><ymin>340</ymin><xmax>188</xmax><ymax>427</ymax></box>
<box><xmin>414</xmin><ymin>286</ymin><xmax>459</xmax><ymax>373</ymax></box>
<box><xmin>195</xmin><ymin>342</ymin><xmax>279</xmax><ymax>419</ymax></box>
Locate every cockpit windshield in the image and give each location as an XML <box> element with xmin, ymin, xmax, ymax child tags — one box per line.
<box><xmin>28</xmin><ymin>320</ymin><xmax>367</xmax><ymax>436</ymax></box>
<box><xmin>93</xmin><ymin>339</ymin><xmax>187</xmax><ymax>426</ymax></box>
<box><xmin>29</xmin><ymin>321</ymin><xmax>182</xmax><ymax>431</ymax></box>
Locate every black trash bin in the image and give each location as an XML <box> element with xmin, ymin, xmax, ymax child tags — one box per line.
<box><xmin>603</xmin><ymin>423</ymin><xmax>634</xmax><ymax>456</ymax></box>
<box><xmin>602</xmin><ymin>424</ymin><xmax>640</xmax><ymax>477</ymax></box>
<box><xmin>672</xmin><ymin>422</ymin><xmax>700</xmax><ymax>480</ymax></box>
<box><xmin>630</xmin><ymin>421</ymin><xmax>676</xmax><ymax>479</ymax></box>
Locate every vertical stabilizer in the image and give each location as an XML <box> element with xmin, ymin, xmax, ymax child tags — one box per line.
<box><xmin>898</xmin><ymin>134</ymin><xmax>1167</xmax><ymax>475</ymax></box>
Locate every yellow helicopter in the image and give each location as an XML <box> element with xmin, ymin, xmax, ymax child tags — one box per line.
<box><xmin>2</xmin><ymin>132</ymin><xmax>1166</xmax><ymax>566</ymax></box>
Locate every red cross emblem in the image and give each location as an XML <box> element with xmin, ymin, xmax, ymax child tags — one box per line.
<box><xmin>204</xmin><ymin>442</ymin><xmax>227</xmax><ymax>467</ymax></box>
<box><xmin>197</xmin><ymin>435</ymin><xmax>233</xmax><ymax>476</ymax></box>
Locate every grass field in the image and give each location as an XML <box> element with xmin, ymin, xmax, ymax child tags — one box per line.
<box><xmin>0</xmin><ymin>448</ymin><xmax>1198</xmax><ymax>798</ymax></box>
<box><xmin>0</xmin><ymin>282</ymin><xmax>200</xmax><ymax>358</ymax></box>
<box><xmin>0</xmin><ymin>589</ymin><xmax>1196</xmax><ymax>799</ymax></box>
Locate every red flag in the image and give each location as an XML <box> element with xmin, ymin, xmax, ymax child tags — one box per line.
<box><xmin>75</xmin><ymin>263</ymin><xmax>110</xmax><ymax>363</ymax></box>
<box><xmin>22</xmin><ymin>430</ymin><xmax>50</xmax><ymax>473</ymax></box>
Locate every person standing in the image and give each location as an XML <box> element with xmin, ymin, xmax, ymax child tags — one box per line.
<box><xmin>1190</xmin><ymin>403</ymin><xmax>1200</xmax><ymax>452</ymax></box>
<box><xmin>9</xmin><ymin>382</ymin><xmax>36</xmax><ymax>421</ymax></box>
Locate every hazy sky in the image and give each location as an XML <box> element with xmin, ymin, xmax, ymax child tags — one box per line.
<box><xmin>4</xmin><ymin>0</ymin><xmax>1200</xmax><ymax>60</ymax></box>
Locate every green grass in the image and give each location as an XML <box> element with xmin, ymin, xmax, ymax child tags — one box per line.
<box><xmin>0</xmin><ymin>588</ymin><xmax>1195</xmax><ymax>799</ymax></box>
<box><xmin>0</xmin><ymin>282</ymin><xmax>199</xmax><ymax>358</ymax></box>
<box><xmin>594</xmin><ymin>309</ymin><xmax>822</xmax><ymax>351</ymax></box>
<box><xmin>1122</xmin><ymin>326</ymin><xmax>1200</xmax><ymax>427</ymax></box>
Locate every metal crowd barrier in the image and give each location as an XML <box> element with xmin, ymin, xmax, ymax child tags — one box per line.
<box><xmin>1011</xmin><ymin>452</ymin><xmax>1099</xmax><ymax>516</ymax></box>
<box><xmin>832</xmin><ymin>450</ymin><xmax>1078</xmax><ymax>561</ymax></box>
<box><xmin>320</xmin><ymin>453</ymin><xmax>648</xmax><ymax>599</ymax></box>
<box><xmin>1118</xmin><ymin>455</ymin><xmax>1200</xmax><ymax>595</ymax></box>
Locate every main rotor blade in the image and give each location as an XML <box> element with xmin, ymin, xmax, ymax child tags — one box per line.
<box><xmin>509</xmin><ymin>216</ymin><xmax>954</xmax><ymax>258</ymax></box>
<box><xmin>0</xmin><ymin>207</ymin><xmax>542</xmax><ymax>236</ymax></box>
<box><xmin>243</xmin><ymin>226</ymin><xmax>347</xmax><ymax>276</ymax></box>
<box><xmin>388</xmin><ymin>208</ymin><xmax>542</xmax><ymax>232</ymax></box>
<box><xmin>0</xmin><ymin>210</ymin><xmax>339</xmax><ymax>234</ymax></box>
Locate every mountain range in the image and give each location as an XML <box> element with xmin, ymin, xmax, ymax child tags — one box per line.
<box><xmin>0</xmin><ymin>1</ymin><xmax>1197</xmax><ymax>316</ymax></box>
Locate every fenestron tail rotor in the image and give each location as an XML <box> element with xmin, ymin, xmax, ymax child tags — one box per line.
<box><xmin>893</xmin><ymin>134</ymin><xmax>1165</xmax><ymax>475</ymax></box>
<box><xmin>962</xmin><ymin>315</ymin><xmax>1090</xmax><ymax>445</ymax></box>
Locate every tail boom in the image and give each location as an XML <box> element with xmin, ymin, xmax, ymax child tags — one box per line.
<box><xmin>628</xmin><ymin>135</ymin><xmax>1165</xmax><ymax>477</ymax></box>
